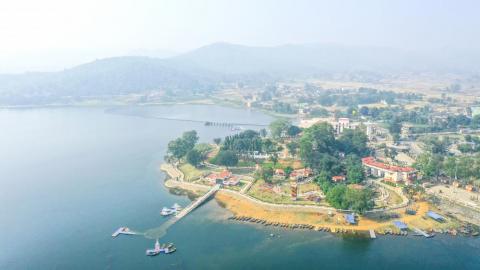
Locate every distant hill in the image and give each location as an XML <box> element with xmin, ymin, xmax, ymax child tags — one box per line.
<box><xmin>171</xmin><ymin>42</ymin><xmax>480</xmax><ymax>74</ymax></box>
<box><xmin>1</xmin><ymin>42</ymin><xmax>479</xmax><ymax>105</ymax></box>
<box><xmin>0</xmin><ymin>57</ymin><xmax>215</xmax><ymax>105</ymax></box>
<box><xmin>169</xmin><ymin>42</ymin><xmax>418</xmax><ymax>74</ymax></box>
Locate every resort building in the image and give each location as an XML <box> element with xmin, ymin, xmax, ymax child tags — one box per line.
<box><xmin>365</xmin><ymin>122</ymin><xmax>377</xmax><ymax>140</ymax></box>
<box><xmin>290</xmin><ymin>168</ymin><xmax>313</xmax><ymax>181</ymax></box>
<box><xmin>466</xmin><ymin>184</ymin><xmax>475</xmax><ymax>192</ymax></box>
<box><xmin>299</xmin><ymin>117</ymin><xmax>357</xmax><ymax>135</ymax></box>
<box><xmin>205</xmin><ymin>170</ymin><xmax>239</xmax><ymax>186</ymax></box>
<box><xmin>332</xmin><ymin>118</ymin><xmax>351</xmax><ymax>134</ymax></box>
<box><xmin>361</xmin><ymin>156</ymin><xmax>417</xmax><ymax>184</ymax></box>
<box><xmin>400</xmin><ymin>123</ymin><xmax>414</xmax><ymax>139</ymax></box>
<box><xmin>274</xmin><ymin>168</ymin><xmax>285</xmax><ymax>176</ymax></box>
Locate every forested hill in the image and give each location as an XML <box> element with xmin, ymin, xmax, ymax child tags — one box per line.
<box><xmin>0</xmin><ymin>56</ymin><xmax>216</xmax><ymax>105</ymax></box>
<box><xmin>1</xmin><ymin>43</ymin><xmax>479</xmax><ymax>105</ymax></box>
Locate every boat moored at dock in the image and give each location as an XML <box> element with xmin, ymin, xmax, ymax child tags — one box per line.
<box><xmin>160</xmin><ymin>203</ymin><xmax>183</xmax><ymax>216</ymax></box>
<box><xmin>146</xmin><ymin>240</ymin><xmax>177</xmax><ymax>256</ymax></box>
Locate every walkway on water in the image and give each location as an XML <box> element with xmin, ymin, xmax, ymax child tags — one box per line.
<box><xmin>175</xmin><ymin>185</ymin><xmax>220</xmax><ymax>219</ymax></box>
<box><xmin>144</xmin><ymin>184</ymin><xmax>220</xmax><ymax>239</ymax></box>
<box><xmin>107</xmin><ymin>109</ymin><xmax>267</xmax><ymax>127</ymax></box>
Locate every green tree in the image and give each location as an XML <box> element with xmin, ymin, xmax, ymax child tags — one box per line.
<box><xmin>326</xmin><ymin>185</ymin><xmax>347</xmax><ymax>209</ymax></box>
<box><xmin>344</xmin><ymin>188</ymin><xmax>374</xmax><ymax>214</ymax></box>
<box><xmin>338</xmin><ymin>129</ymin><xmax>368</xmax><ymax>155</ymax></box>
<box><xmin>213</xmin><ymin>150</ymin><xmax>238</xmax><ymax>167</ymax></box>
<box><xmin>286</xmin><ymin>141</ymin><xmax>298</xmax><ymax>156</ymax></box>
<box><xmin>287</xmin><ymin>125</ymin><xmax>302</xmax><ymax>137</ymax></box>
<box><xmin>213</xmin><ymin>138</ymin><xmax>222</xmax><ymax>145</ymax></box>
<box><xmin>186</xmin><ymin>149</ymin><xmax>203</xmax><ymax>167</ymax></box>
<box><xmin>414</xmin><ymin>153</ymin><xmax>443</xmax><ymax>181</ymax></box>
<box><xmin>299</xmin><ymin>122</ymin><xmax>336</xmax><ymax>170</ymax></box>
<box><xmin>284</xmin><ymin>166</ymin><xmax>293</xmax><ymax>177</ymax></box>
<box><xmin>182</xmin><ymin>130</ymin><xmax>199</xmax><ymax>150</ymax></box>
<box><xmin>167</xmin><ymin>130</ymin><xmax>199</xmax><ymax>160</ymax></box>
<box><xmin>259</xmin><ymin>165</ymin><xmax>274</xmax><ymax>183</ymax></box>
<box><xmin>346</xmin><ymin>161</ymin><xmax>365</xmax><ymax>184</ymax></box>
<box><xmin>270</xmin><ymin>153</ymin><xmax>278</xmax><ymax>166</ymax></box>
<box><xmin>167</xmin><ymin>138</ymin><xmax>188</xmax><ymax>160</ymax></box>
<box><xmin>443</xmin><ymin>156</ymin><xmax>458</xmax><ymax>180</ymax></box>
<box><xmin>269</xmin><ymin>119</ymin><xmax>291</xmax><ymax>139</ymax></box>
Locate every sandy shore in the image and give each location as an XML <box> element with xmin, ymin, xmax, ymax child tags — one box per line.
<box><xmin>214</xmin><ymin>191</ymin><xmax>457</xmax><ymax>232</ymax></box>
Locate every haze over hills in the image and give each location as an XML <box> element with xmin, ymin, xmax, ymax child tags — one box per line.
<box><xmin>1</xmin><ymin>42</ymin><xmax>480</xmax><ymax>105</ymax></box>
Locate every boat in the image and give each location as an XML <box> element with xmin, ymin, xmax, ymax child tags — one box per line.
<box><xmin>160</xmin><ymin>207</ymin><xmax>175</xmax><ymax>216</ymax></box>
<box><xmin>171</xmin><ymin>203</ymin><xmax>182</xmax><ymax>212</ymax></box>
<box><xmin>146</xmin><ymin>240</ymin><xmax>161</xmax><ymax>256</ymax></box>
<box><xmin>165</xmin><ymin>245</ymin><xmax>177</xmax><ymax>254</ymax></box>
<box><xmin>146</xmin><ymin>240</ymin><xmax>177</xmax><ymax>256</ymax></box>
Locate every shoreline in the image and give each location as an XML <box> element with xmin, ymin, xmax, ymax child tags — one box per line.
<box><xmin>160</xmin><ymin>163</ymin><xmax>474</xmax><ymax>234</ymax></box>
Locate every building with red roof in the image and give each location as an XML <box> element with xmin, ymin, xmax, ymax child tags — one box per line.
<box><xmin>332</xmin><ymin>175</ymin><xmax>346</xmax><ymax>183</ymax></box>
<box><xmin>361</xmin><ymin>156</ymin><xmax>417</xmax><ymax>184</ymax></box>
<box><xmin>290</xmin><ymin>168</ymin><xmax>313</xmax><ymax>181</ymax></box>
<box><xmin>205</xmin><ymin>170</ymin><xmax>239</xmax><ymax>186</ymax></box>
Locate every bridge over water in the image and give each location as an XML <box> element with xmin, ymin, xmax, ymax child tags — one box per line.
<box><xmin>144</xmin><ymin>185</ymin><xmax>220</xmax><ymax>239</ymax></box>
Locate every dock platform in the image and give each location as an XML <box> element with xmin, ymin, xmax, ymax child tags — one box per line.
<box><xmin>369</xmin><ymin>229</ymin><xmax>376</xmax><ymax>239</ymax></box>
<box><xmin>413</xmin><ymin>227</ymin><xmax>433</xmax><ymax>238</ymax></box>
<box><xmin>112</xmin><ymin>227</ymin><xmax>137</xmax><ymax>237</ymax></box>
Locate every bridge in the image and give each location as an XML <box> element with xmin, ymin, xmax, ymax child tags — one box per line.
<box><xmin>144</xmin><ymin>184</ymin><xmax>221</xmax><ymax>239</ymax></box>
<box><xmin>174</xmin><ymin>184</ymin><xmax>221</xmax><ymax>219</ymax></box>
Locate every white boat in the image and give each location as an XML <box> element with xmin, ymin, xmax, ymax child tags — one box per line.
<box><xmin>146</xmin><ymin>240</ymin><xmax>177</xmax><ymax>256</ymax></box>
<box><xmin>160</xmin><ymin>207</ymin><xmax>175</xmax><ymax>216</ymax></box>
<box><xmin>171</xmin><ymin>203</ymin><xmax>182</xmax><ymax>211</ymax></box>
<box><xmin>146</xmin><ymin>240</ymin><xmax>161</xmax><ymax>256</ymax></box>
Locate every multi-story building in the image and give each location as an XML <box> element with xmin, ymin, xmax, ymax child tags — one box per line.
<box><xmin>362</xmin><ymin>156</ymin><xmax>417</xmax><ymax>184</ymax></box>
<box><xmin>331</xmin><ymin>118</ymin><xmax>350</xmax><ymax>134</ymax></box>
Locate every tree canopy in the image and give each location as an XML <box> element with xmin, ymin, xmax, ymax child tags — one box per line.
<box><xmin>211</xmin><ymin>150</ymin><xmax>239</xmax><ymax>167</ymax></box>
<box><xmin>167</xmin><ymin>130</ymin><xmax>199</xmax><ymax>160</ymax></box>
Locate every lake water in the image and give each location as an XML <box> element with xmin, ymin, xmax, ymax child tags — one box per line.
<box><xmin>0</xmin><ymin>105</ymin><xmax>479</xmax><ymax>270</ymax></box>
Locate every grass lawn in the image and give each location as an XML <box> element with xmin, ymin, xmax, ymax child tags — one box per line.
<box><xmin>179</xmin><ymin>163</ymin><xmax>214</xmax><ymax>182</ymax></box>
<box><xmin>387</xmin><ymin>188</ymin><xmax>403</xmax><ymax>205</ymax></box>
<box><xmin>247</xmin><ymin>179</ymin><xmax>318</xmax><ymax>205</ymax></box>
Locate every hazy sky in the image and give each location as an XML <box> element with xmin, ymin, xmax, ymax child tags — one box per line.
<box><xmin>1</xmin><ymin>0</ymin><xmax>479</xmax><ymax>72</ymax></box>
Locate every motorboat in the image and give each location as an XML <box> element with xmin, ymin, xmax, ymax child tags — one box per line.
<box><xmin>160</xmin><ymin>207</ymin><xmax>175</xmax><ymax>216</ymax></box>
<box><xmin>146</xmin><ymin>240</ymin><xmax>161</xmax><ymax>256</ymax></box>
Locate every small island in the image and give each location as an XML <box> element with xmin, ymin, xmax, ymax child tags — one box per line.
<box><xmin>161</xmin><ymin>118</ymin><xmax>480</xmax><ymax>237</ymax></box>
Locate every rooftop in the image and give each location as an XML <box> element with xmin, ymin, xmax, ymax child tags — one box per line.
<box><xmin>362</xmin><ymin>156</ymin><xmax>416</xmax><ymax>173</ymax></box>
<box><xmin>427</xmin><ymin>211</ymin><xmax>444</xmax><ymax>221</ymax></box>
<box><xmin>393</xmin><ymin>221</ymin><xmax>408</xmax><ymax>230</ymax></box>
<box><xmin>345</xmin><ymin>213</ymin><xmax>356</xmax><ymax>224</ymax></box>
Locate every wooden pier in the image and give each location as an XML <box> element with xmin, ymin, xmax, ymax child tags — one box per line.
<box><xmin>369</xmin><ymin>229</ymin><xmax>376</xmax><ymax>239</ymax></box>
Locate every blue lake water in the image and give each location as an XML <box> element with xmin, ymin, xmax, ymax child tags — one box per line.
<box><xmin>0</xmin><ymin>105</ymin><xmax>479</xmax><ymax>270</ymax></box>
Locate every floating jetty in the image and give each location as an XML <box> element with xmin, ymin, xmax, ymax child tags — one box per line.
<box><xmin>112</xmin><ymin>227</ymin><xmax>137</xmax><ymax>237</ymax></box>
<box><xmin>369</xmin><ymin>229</ymin><xmax>376</xmax><ymax>239</ymax></box>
